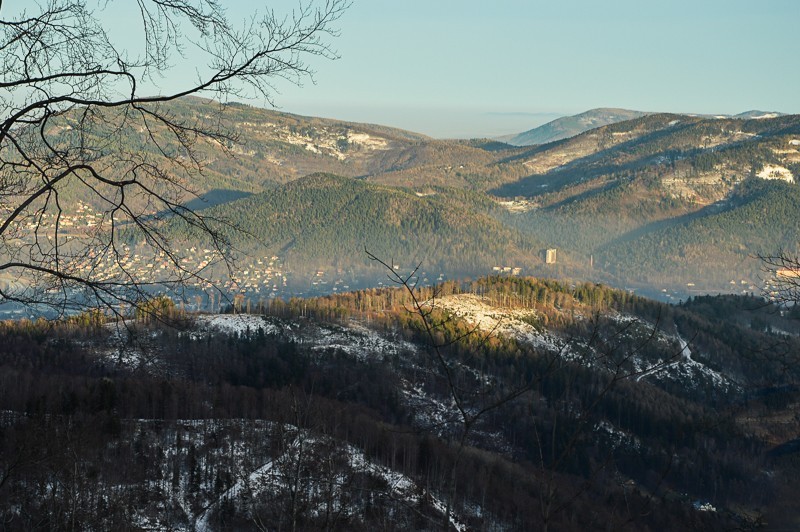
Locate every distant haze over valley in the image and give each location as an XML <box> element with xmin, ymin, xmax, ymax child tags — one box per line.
<box><xmin>274</xmin><ymin>103</ymin><xmax>788</xmax><ymax>140</ymax></box>
<box><xmin>272</xmin><ymin>104</ymin><xmax>571</xmax><ymax>139</ymax></box>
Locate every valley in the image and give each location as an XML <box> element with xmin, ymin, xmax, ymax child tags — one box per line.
<box><xmin>4</xmin><ymin>1</ymin><xmax>799</xmax><ymax>529</ymax></box>
<box><xmin>2</xmin><ymin>97</ymin><xmax>800</xmax><ymax>529</ymax></box>
<box><xmin>135</xmin><ymin>100</ymin><xmax>800</xmax><ymax>304</ymax></box>
<box><xmin>6</xmin><ymin>97</ymin><xmax>799</xmax><ymax>313</ymax></box>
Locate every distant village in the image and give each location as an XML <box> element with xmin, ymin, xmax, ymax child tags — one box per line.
<box><xmin>13</xmin><ymin>202</ymin><xmax>784</xmax><ymax>313</ymax></box>
<box><xmin>41</xmin><ymin>204</ymin><xmax>458</xmax><ymax>309</ymax></box>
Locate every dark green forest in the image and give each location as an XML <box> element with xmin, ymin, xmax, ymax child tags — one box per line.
<box><xmin>163</xmin><ymin>173</ymin><xmax>543</xmax><ymax>277</ymax></box>
<box><xmin>1</xmin><ymin>278</ymin><xmax>799</xmax><ymax>529</ymax></box>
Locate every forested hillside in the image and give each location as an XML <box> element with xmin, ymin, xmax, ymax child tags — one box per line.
<box><xmin>490</xmin><ymin>113</ymin><xmax>800</xmax><ymax>294</ymax></box>
<box><xmin>1</xmin><ymin>278</ymin><xmax>798</xmax><ymax>529</ymax></box>
<box><xmin>167</xmin><ymin>173</ymin><xmax>542</xmax><ymax>278</ymax></box>
<box><xmin>599</xmin><ymin>179</ymin><xmax>800</xmax><ymax>285</ymax></box>
<box><xmin>22</xmin><ymin>96</ymin><xmax>800</xmax><ymax>298</ymax></box>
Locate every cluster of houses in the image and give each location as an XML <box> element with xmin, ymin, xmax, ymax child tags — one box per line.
<box><xmin>23</xmin><ymin>201</ymin><xmax>103</xmax><ymax>231</ymax></box>
<box><xmin>75</xmin><ymin>246</ymin><xmax>291</xmax><ymax>295</ymax></box>
<box><xmin>492</xmin><ymin>266</ymin><xmax>523</xmax><ymax>275</ymax></box>
<box><xmin>24</xmin><ymin>202</ymin><xmax>299</xmax><ymax>300</ymax></box>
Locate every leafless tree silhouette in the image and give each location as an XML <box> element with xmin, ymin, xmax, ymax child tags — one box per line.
<box><xmin>760</xmin><ymin>249</ymin><xmax>800</xmax><ymax>309</ymax></box>
<box><xmin>0</xmin><ymin>0</ymin><xmax>348</xmax><ymax>317</ymax></box>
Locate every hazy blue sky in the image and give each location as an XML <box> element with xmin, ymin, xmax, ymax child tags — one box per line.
<box><xmin>126</xmin><ymin>1</ymin><xmax>800</xmax><ymax>137</ymax></box>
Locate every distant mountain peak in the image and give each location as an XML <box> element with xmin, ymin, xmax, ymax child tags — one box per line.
<box><xmin>503</xmin><ymin>108</ymin><xmax>651</xmax><ymax>146</ymax></box>
<box><xmin>734</xmin><ymin>110</ymin><xmax>785</xmax><ymax>120</ymax></box>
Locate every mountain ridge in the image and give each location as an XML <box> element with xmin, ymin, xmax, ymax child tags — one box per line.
<box><xmin>501</xmin><ymin>107</ymin><xmax>652</xmax><ymax>146</ymax></box>
<box><xmin>29</xmin><ymin>96</ymin><xmax>800</xmax><ymax>299</ymax></box>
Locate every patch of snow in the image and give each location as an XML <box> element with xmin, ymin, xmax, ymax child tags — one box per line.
<box><xmin>432</xmin><ymin>294</ymin><xmax>567</xmax><ymax>356</ymax></box>
<box><xmin>306</xmin><ymin>320</ymin><xmax>418</xmax><ymax>361</ymax></box>
<box><xmin>401</xmin><ymin>379</ymin><xmax>462</xmax><ymax>431</ymax></box>
<box><xmin>194</xmin><ymin>313</ymin><xmax>281</xmax><ymax>337</ymax></box>
<box><xmin>757</xmin><ymin>164</ymin><xmax>794</xmax><ymax>183</ymax></box>
<box><xmin>194</xmin><ymin>314</ymin><xmax>416</xmax><ymax>362</ymax></box>
<box><xmin>634</xmin><ymin>336</ymin><xmax>739</xmax><ymax>392</ymax></box>
<box><xmin>346</xmin><ymin>131</ymin><xmax>390</xmax><ymax>150</ymax></box>
<box><xmin>693</xmin><ymin>501</ymin><xmax>717</xmax><ymax>512</ymax></box>
<box><xmin>343</xmin><ymin>444</ymin><xmax>470</xmax><ymax>532</ymax></box>
<box><xmin>195</xmin><ymin>450</ymin><xmax>278</xmax><ymax>532</ymax></box>
<box><xmin>600</xmin><ymin>315</ymin><xmax>740</xmax><ymax>393</ymax></box>
<box><xmin>770</xmin><ymin>327</ymin><xmax>798</xmax><ymax>337</ymax></box>
<box><xmin>674</xmin><ymin>337</ymin><xmax>733</xmax><ymax>389</ymax></box>
<box><xmin>194</xmin><ymin>424</ymin><xmax>471</xmax><ymax>532</ymax></box>
<box><xmin>594</xmin><ymin>420</ymin><xmax>641</xmax><ymax>450</ymax></box>
<box><xmin>495</xmin><ymin>198</ymin><xmax>536</xmax><ymax>213</ymax></box>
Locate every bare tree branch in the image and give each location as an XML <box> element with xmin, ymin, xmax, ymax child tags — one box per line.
<box><xmin>759</xmin><ymin>249</ymin><xmax>800</xmax><ymax>308</ymax></box>
<box><xmin>0</xmin><ymin>0</ymin><xmax>349</xmax><ymax>318</ymax></box>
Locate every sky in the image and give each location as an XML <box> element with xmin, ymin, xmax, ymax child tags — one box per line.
<box><xmin>116</xmin><ymin>1</ymin><xmax>800</xmax><ymax>137</ymax></box>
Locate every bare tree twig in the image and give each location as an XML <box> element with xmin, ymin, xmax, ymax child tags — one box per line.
<box><xmin>0</xmin><ymin>0</ymin><xmax>349</xmax><ymax>319</ymax></box>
